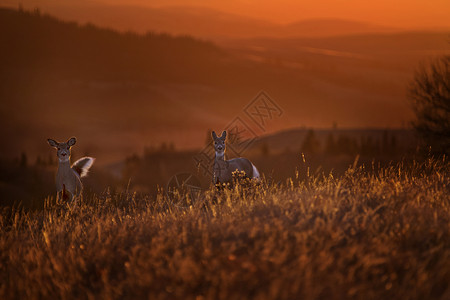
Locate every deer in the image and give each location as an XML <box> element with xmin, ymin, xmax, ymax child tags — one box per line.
<box><xmin>47</xmin><ymin>137</ymin><xmax>95</xmax><ymax>201</ymax></box>
<box><xmin>212</xmin><ymin>130</ymin><xmax>260</xmax><ymax>185</ymax></box>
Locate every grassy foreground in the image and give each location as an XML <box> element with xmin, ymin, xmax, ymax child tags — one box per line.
<box><xmin>1</xmin><ymin>158</ymin><xmax>449</xmax><ymax>300</ymax></box>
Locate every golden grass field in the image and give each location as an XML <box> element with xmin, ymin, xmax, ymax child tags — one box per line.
<box><xmin>1</xmin><ymin>157</ymin><xmax>449</xmax><ymax>299</ymax></box>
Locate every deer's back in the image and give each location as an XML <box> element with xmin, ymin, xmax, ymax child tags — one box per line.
<box><xmin>228</xmin><ymin>157</ymin><xmax>253</xmax><ymax>175</ymax></box>
<box><xmin>214</xmin><ymin>157</ymin><xmax>255</xmax><ymax>184</ymax></box>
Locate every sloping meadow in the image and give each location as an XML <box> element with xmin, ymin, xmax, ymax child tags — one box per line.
<box><xmin>1</xmin><ymin>158</ymin><xmax>449</xmax><ymax>299</ymax></box>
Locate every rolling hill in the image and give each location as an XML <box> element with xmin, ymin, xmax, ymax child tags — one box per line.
<box><xmin>0</xmin><ymin>7</ymin><xmax>448</xmax><ymax>164</ymax></box>
<box><xmin>1</xmin><ymin>2</ymin><xmax>401</xmax><ymax>39</ymax></box>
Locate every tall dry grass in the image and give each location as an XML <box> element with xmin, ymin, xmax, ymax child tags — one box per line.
<box><xmin>1</xmin><ymin>157</ymin><xmax>449</xmax><ymax>299</ymax></box>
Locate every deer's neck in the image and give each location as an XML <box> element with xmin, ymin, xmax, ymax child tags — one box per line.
<box><xmin>57</xmin><ymin>160</ymin><xmax>71</xmax><ymax>171</ymax></box>
<box><xmin>214</xmin><ymin>152</ymin><xmax>228</xmax><ymax>182</ymax></box>
<box><xmin>215</xmin><ymin>152</ymin><xmax>225</xmax><ymax>162</ymax></box>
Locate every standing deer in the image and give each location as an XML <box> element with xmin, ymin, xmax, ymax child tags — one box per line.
<box><xmin>212</xmin><ymin>130</ymin><xmax>260</xmax><ymax>185</ymax></box>
<box><xmin>47</xmin><ymin>137</ymin><xmax>95</xmax><ymax>201</ymax></box>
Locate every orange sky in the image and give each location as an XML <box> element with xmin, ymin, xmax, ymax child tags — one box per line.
<box><xmin>100</xmin><ymin>0</ymin><xmax>450</xmax><ymax>28</ymax></box>
<box><xmin>3</xmin><ymin>0</ymin><xmax>450</xmax><ymax>28</ymax></box>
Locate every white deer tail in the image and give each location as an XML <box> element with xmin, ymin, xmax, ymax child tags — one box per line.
<box><xmin>72</xmin><ymin>157</ymin><xmax>95</xmax><ymax>177</ymax></box>
<box><xmin>252</xmin><ymin>164</ymin><xmax>260</xmax><ymax>180</ymax></box>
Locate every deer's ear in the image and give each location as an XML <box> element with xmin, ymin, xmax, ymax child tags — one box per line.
<box><xmin>212</xmin><ymin>131</ymin><xmax>218</xmax><ymax>140</ymax></box>
<box><xmin>67</xmin><ymin>137</ymin><xmax>77</xmax><ymax>147</ymax></box>
<box><xmin>48</xmin><ymin>139</ymin><xmax>58</xmax><ymax>148</ymax></box>
<box><xmin>220</xmin><ymin>131</ymin><xmax>227</xmax><ymax>140</ymax></box>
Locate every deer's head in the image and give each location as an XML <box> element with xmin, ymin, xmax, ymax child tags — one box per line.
<box><xmin>212</xmin><ymin>131</ymin><xmax>227</xmax><ymax>157</ymax></box>
<box><xmin>47</xmin><ymin>137</ymin><xmax>76</xmax><ymax>162</ymax></box>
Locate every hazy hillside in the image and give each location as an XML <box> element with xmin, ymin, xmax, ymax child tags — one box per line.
<box><xmin>0</xmin><ymin>8</ymin><xmax>260</xmax><ymax>161</ymax></box>
<box><xmin>0</xmin><ymin>8</ymin><xmax>224</xmax><ymax>82</ymax></box>
<box><xmin>0</xmin><ymin>7</ymin><xmax>448</xmax><ymax>164</ymax></box>
<box><xmin>1</xmin><ymin>2</ymin><xmax>400</xmax><ymax>39</ymax></box>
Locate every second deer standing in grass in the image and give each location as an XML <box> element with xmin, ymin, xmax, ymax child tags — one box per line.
<box><xmin>212</xmin><ymin>130</ymin><xmax>260</xmax><ymax>185</ymax></box>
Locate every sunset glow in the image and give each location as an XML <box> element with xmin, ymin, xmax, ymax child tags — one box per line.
<box><xmin>147</xmin><ymin>0</ymin><xmax>450</xmax><ymax>27</ymax></box>
<box><xmin>3</xmin><ymin>0</ymin><xmax>450</xmax><ymax>29</ymax></box>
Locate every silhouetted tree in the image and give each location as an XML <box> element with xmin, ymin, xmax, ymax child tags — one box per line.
<box><xmin>301</xmin><ymin>129</ymin><xmax>320</xmax><ymax>154</ymax></box>
<box><xmin>325</xmin><ymin>133</ymin><xmax>336</xmax><ymax>154</ymax></box>
<box><xmin>123</xmin><ymin>154</ymin><xmax>141</xmax><ymax>184</ymax></box>
<box><xmin>408</xmin><ymin>56</ymin><xmax>450</xmax><ymax>155</ymax></box>
<box><xmin>382</xmin><ymin>130</ymin><xmax>390</xmax><ymax>154</ymax></box>
<box><xmin>390</xmin><ymin>135</ymin><xmax>398</xmax><ymax>155</ymax></box>
<box><xmin>360</xmin><ymin>135</ymin><xmax>382</xmax><ymax>156</ymax></box>
<box><xmin>35</xmin><ymin>155</ymin><xmax>43</xmax><ymax>166</ymax></box>
<box><xmin>47</xmin><ymin>154</ymin><xmax>55</xmax><ymax>166</ymax></box>
<box><xmin>144</xmin><ymin>146</ymin><xmax>156</xmax><ymax>157</ymax></box>
<box><xmin>159</xmin><ymin>143</ymin><xmax>168</xmax><ymax>152</ymax></box>
<box><xmin>335</xmin><ymin>135</ymin><xmax>358</xmax><ymax>155</ymax></box>
<box><xmin>19</xmin><ymin>152</ymin><xmax>27</xmax><ymax>168</ymax></box>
